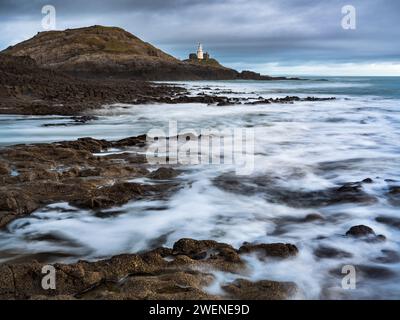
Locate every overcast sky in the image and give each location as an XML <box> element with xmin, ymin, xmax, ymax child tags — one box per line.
<box><xmin>1</xmin><ymin>0</ymin><xmax>399</xmax><ymax>75</ymax></box>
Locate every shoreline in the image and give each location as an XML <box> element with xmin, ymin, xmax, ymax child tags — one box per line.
<box><xmin>0</xmin><ymin>54</ymin><xmax>314</xmax><ymax>117</ymax></box>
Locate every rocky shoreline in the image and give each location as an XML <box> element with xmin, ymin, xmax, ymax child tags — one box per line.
<box><xmin>0</xmin><ymin>134</ymin><xmax>300</xmax><ymax>300</ymax></box>
<box><xmin>1</xmin><ymin>131</ymin><xmax>399</xmax><ymax>299</ymax></box>
<box><xmin>0</xmin><ymin>54</ymin><xmax>332</xmax><ymax>116</ymax></box>
<box><xmin>0</xmin><ymin>238</ymin><xmax>299</xmax><ymax>300</ymax></box>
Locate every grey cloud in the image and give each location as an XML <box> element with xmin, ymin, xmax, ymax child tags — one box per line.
<box><xmin>0</xmin><ymin>0</ymin><xmax>399</xmax><ymax>69</ymax></box>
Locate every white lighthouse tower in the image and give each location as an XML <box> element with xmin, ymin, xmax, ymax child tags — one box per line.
<box><xmin>197</xmin><ymin>43</ymin><xmax>204</xmax><ymax>60</ymax></box>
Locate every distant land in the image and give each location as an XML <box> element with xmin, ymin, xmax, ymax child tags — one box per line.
<box><xmin>2</xmin><ymin>25</ymin><xmax>300</xmax><ymax>81</ymax></box>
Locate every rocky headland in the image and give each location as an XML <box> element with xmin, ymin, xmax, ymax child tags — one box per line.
<box><xmin>2</xmin><ymin>25</ymin><xmax>300</xmax><ymax>81</ymax></box>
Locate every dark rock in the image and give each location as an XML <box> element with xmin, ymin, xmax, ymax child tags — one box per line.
<box><xmin>238</xmin><ymin>243</ymin><xmax>298</xmax><ymax>259</ymax></box>
<box><xmin>314</xmin><ymin>246</ymin><xmax>353</xmax><ymax>259</ymax></box>
<box><xmin>147</xmin><ymin>167</ymin><xmax>180</xmax><ymax>180</ymax></box>
<box><xmin>387</xmin><ymin>186</ymin><xmax>400</xmax><ymax>206</ymax></box>
<box><xmin>303</xmin><ymin>213</ymin><xmax>325</xmax><ymax>222</ymax></box>
<box><xmin>113</xmin><ymin>134</ymin><xmax>147</xmax><ymax>148</ymax></box>
<box><xmin>172</xmin><ymin>238</ymin><xmax>242</xmax><ymax>268</ymax></box>
<box><xmin>375</xmin><ymin>216</ymin><xmax>400</xmax><ymax>229</ymax></box>
<box><xmin>373</xmin><ymin>250</ymin><xmax>400</xmax><ymax>264</ymax></box>
<box><xmin>357</xmin><ymin>265</ymin><xmax>396</xmax><ymax>280</ymax></box>
<box><xmin>362</xmin><ymin>178</ymin><xmax>373</xmax><ymax>183</ymax></box>
<box><xmin>213</xmin><ymin>174</ymin><xmax>377</xmax><ymax>208</ymax></box>
<box><xmin>345</xmin><ymin>225</ymin><xmax>386</xmax><ymax>243</ymax></box>
<box><xmin>330</xmin><ymin>264</ymin><xmax>396</xmax><ymax>280</ymax></box>
<box><xmin>346</xmin><ymin>225</ymin><xmax>375</xmax><ymax>237</ymax></box>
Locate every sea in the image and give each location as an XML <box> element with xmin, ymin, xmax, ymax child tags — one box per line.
<box><xmin>1</xmin><ymin>77</ymin><xmax>400</xmax><ymax>299</ymax></box>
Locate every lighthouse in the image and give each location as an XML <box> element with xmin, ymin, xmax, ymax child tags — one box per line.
<box><xmin>197</xmin><ymin>43</ymin><xmax>204</xmax><ymax>60</ymax></box>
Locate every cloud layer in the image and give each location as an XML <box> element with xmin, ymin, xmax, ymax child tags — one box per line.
<box><xmin>1</xmin><ymin>0</ymin><xmax>399</xmax><ymax>75</ymax></box>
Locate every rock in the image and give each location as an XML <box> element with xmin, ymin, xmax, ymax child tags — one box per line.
<box><xmin>222</xmin><ymin>279</ymin><xmax>298</xmax><ymax>300</ymax></box>
<box><xmin>345</xmin><ymin>225</ymin><xmax>386</xmax><ymax>243</ymax></box>
<box><xmin>172</xmin><ymin>238</ymin><xmax>243</xmax><ymax>271</ymax></box>
<box><xmin>0</xmin><ymin>54</ymin><xmax>185</xmax><ymax>116</ymax></box>
<box><xmin>213</xmin><ymin>174</ymin><xmax>377</xmax><ymax>208</ymax></box>
<box><xmin>0</xmin><ymin>161</ymin><xmax>10</xmax><ymax>175</ymax></box>
<box><xmin>375</xmin><ymin>216</ymin><xmax>400</xmax><ymax>229</ymax></box>
<box><xmin>0</xmin><ymin>135</ymin><xmax>180</xmax><ymax>227</ymax></box>
<box><xmin>113</xmin><ymin>135</ymin><xmax>147</xmax><ymax>148</ymax></box>
<box><xmin>387</xmin><ymin>186</ymin><xmax>400</xmax><ymax>206</ymax></box>
<box><xmin>0</xmin><ymin>238</ymin><xmax>299</xmax><ymax>300</ymax></box>
<box><xmin>330</xmin><ymin>264</ymin><xmax>396</xmax><ymax>281</ymax></box>
<box><xmin>0</xmin><ymin>190</ymin><xmax>39</xmax><ymax>217</ymax></box>
<box><xmin>356</xmin><ymin>265</ymin><xmax>396</xmax><ymax>280</ymax></box>
<box><xmin>389</xmin><ymin>186</ymin><xmax>400</xmax><ymax>194</ymax></box>
<box><xmin>0</xmin><ymin>265</ymin><xmax>15</xmax><ymax>299</ymax></box>
<box><xmin>373</xmin><ymin>250</ymin><xmax>400</xmax><ymax>264</ymax></box>
<box><xmin>314</xmin><ymin>246</ymin><xmax>353</xmax><ymax>259</ymax></box>
<box><xmin>345</xmin><ymin>225</ymin><xmax>375</xmax><ymax>237</ymax></box>
<box><xmin>82</xmin><ymin>271</ymin><xmax>216</xmax><ymax>300</ymax></box>
<box><xmin>362</xmin><ymin>178</ymin><xmax>374</xmax><ymax>183</ymax></box>
<box><xmin>238</xmin><ymin>243</ymin><xmax>298</xmax><ymax>259</ymax></box>
<box><xmin>147</xmin><ymin>167</ymin><xmax>180</xmax><ymax>180</ymax></box>
<box><xmin>303</xmin><ymin>213</ymin><xmax>324</xmax><ymax>222</ymax></box>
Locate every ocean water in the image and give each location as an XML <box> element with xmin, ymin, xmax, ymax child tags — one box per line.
<box><xmin>1</xmin><ymin>77</ymin><xmax>400</xmax><ymax>299</ymax></box>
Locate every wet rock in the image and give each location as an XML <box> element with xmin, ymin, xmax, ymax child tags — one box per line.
<box><xmin>147</xmin><ymin>167</ymin><xmax>180</xmax><ymax>180</ymax></box>
<box><xmin>314</xmin><ymin>246</ymin><xmax>353</xmax><ymax>259</ymax></box>
<box><xmin>270</xmin><ymin>213</ymin><xmax>326</xmax><ymax>236</ymax></box>
<box><xmin>330</xmin><ymin>264</ymin><xmax>396</xmax><ymax>281</ymax></box>
<box><xmin>0</xmin><ymin>238</ymin><xmax>299</xmax><ymax>300</ymax></box>
<box><xmin>213</xmin><ymin>174</ymin><xmax>377</xmax><ymax>208</ymax></box>
<box><xmin>72</xmin><ymin>183</ymin><xmax>158</xmax><ymax>209</ymax></box>
<box><xmin>172</xmin><ymin>238</ymin><xmax>243</xmax><ymax>271</ymax></box>
<box><xmin>83</xmin><ymin>271</ymin><xmax>217</xmax><ymax>300</ymax></box>
<box><xmin>0</xmin><ymin>135</ymin><xmax>180</xmax><ymax>227</ymax></box>
<box><xmin>375</xmin><ymin>216</ymin><xmax>400</xmax><ymax>230</ymax></box>
<box><xmin>303</xmin><ymin>213</ymin><xmax>325</xmax><ymax>222</ymax></box>
<box><xmin>59</xmin><ymin>137</ymin><xmax>112</xmax><ymax>153</ymax></box>
<box><xmin>362</xmin><ymin>178</ymin><xmax>374</xmax><ymax>184</ymax></box>
<box><xmin>222</xmin><ymin>279</ymin><xmax>298</xmax><ymax>300</ymax></box>
<box><xmin>373</xmin><ymin>250</ymin><xmax>400</xmax><ymax>264</ymax></box>
<box><xmin>356</xmin><ymin>265</ymin><xmax>396</xmax><ymax>280</ymax></box>
<box><xmin>387</xmin><ymin>186</ymin><xmax>400</xmax><ymax>206</ymax></box>
<box><xmin>346</xmin><ymin>225</ymin><xmax>375</xmax><ymax>237</ymax></box>
<box><xmin>345</xmin><ymin>225</ymin><xmax>386</xmax><ymax>243</ymax></box>
<box><xmin>113</xmin><ymin>134</ymin><xmax>147</xmax><ymax>148</ymax></box>
<box><xmin>238</xmin><ymin>243</ymin><xmax>298</xmax><ymax>259</ymax></box>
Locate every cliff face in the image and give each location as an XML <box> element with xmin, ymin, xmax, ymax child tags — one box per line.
<box><xmin>3</xmin><ymin>25</ymin><xmax>239</xmax><ymax>80</ymax></box>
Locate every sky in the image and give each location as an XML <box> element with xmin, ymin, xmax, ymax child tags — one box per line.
<box><xmin>0</xmin><ymin>0</ymin><xmax>399</xmax><ymax>76</ymax></box>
